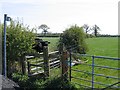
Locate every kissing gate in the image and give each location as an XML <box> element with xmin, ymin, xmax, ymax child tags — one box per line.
<box><xmin>67</xmin><ymin>48</ymin><xmax>120</xmax><ymax>89</ymax></box>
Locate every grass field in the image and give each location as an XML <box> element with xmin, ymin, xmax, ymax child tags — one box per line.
<box><xmin>41</xmin><ymin>37</ymin><xmax>59</xmax><ymax>52</ymax></box>
<box><xmin>41</xmin><ymin>37</ymin><xmax>118</xmax><ymax>57</ymax></box>
<box><xmin>40</xmin><ymin>37</ymin><xmax>119</xmax><ymax>88</ymax></box>
<box><xmin>86</xmin><ymin>37</ymin><xmax>118</xmax><ymax>57</ymax></box>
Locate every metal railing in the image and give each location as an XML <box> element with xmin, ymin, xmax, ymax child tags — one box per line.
<box><xmin>69</xmin><ymin>51</ymin><xmax>120</xmax><ymax>89</ymax></box>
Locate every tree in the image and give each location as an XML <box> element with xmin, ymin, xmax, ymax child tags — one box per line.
<box><xmin>82</xmin><ymin>24</ymin><xmax>90</xmax><ymax>34</ymax></box>
<box><xmin>91</xmin><ymin>24</ymin><xmax>100</xmax><ymax>37</ymax></box>
<box><xmin>58</xmin><ymin>25</ymin><xmax>88</xmax><ymax>54</ymax></box>
<box><xmin>38</xmin><ymin>24</ymin><xmax>50</xmax><ymax>36</ymax></box>
<box><xmin>1</xmin><ymin>20</ymin><xmax>36</xmax><ymax>76</ymax></box>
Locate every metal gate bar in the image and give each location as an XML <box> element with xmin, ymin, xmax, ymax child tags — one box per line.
<box><xmin>69</xmin><ymin>51</ymin><xmax>120</xmax><ymax>89</ymax></box>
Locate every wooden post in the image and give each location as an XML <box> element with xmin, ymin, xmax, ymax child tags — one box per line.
<box><xmin>61</xmin><ymin>50</ymin><xmax>68</xmax><ymax>80</ymax></box>
<box><xmin>27</xmin><ymin>61</ymin><xmax>30</xmax><ymax>75</ymax></box>
<box><xmin>43</xmin><ymin>46</ymin><xmax>49</xmax><ymax>78</ymax></box>
<box><xmin>21</xmin><ymin>56</ymin><xmax>26</xmax><ymax>75</ymax></box>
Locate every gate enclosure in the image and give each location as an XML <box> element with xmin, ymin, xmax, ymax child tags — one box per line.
<box><xmin>68</xmin><ymin>48</ymin><xmax>120</xmax><ymax>89</ymax></box>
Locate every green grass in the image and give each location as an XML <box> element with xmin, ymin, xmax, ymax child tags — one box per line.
<box><xmin>40</xmin><ymin>37</ymin><xmax>59</xmax><ymax>52</ymax></box>
<box><xmin>86</xmin><ymin>37</ymin><xmax>118</xmax><ymax>57</ymax></box>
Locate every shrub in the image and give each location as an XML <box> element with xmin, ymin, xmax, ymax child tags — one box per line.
<box><xmin>58</xmin><ymin>25</ymin><xmax>88</xmax><ymax>54</ymax></box>
<box><xmin>12</xmin><ymin>73</ymin><xmax>35</xmax><ymax>89</ymax></box>
<box><xmin>0</xmin><ymin>20</ymin><xmax>36</xmax><ymax>76</ymax></box>
<box><xmin>12</xmin><ymin>73</ymin><xmax>77</xmax><ymax>90</ymax></box>
<box><xmin>42</xmin><ymin>77</ymin><xmax>77</xmax><ymax>89</ymax></box>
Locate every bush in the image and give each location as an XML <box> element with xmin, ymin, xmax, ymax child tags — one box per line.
<box><xmin>12</xmin><ymin>73</ymin><xmax>37</xmax><ymax>89</ymax></box>
<box><xmin>0</xmin><ymin>20</ymin><xmax>36</xmax><ymax>76</ymax></box>
<box><xmin>12</xmin><ymin>73</ymin><xmax>29</xmax><ymax>84</ymax></box>
<box><xmin>12</xmin><ymin>73</ymin><xmax>77</xmax><ymax>90</ymax></box>
<box><xmin>58</xmin><ymin>25</ymin><xmax>88</xmax><ymax>54</ymax></box>
<box><xmin>42</xmin><ymin>77</ymin><xmax>77</xmax><ymax>89</ymax></box>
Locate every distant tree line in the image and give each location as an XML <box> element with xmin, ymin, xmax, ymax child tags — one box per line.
<box><xmin>97</xmin><ymin>34</ymin><xmax>120</xmax><ymax>37</ymax></box>
<box><xmin>37</xmin><ymin>24</ymin><xmax>119</xmax><ymax>38</ymax></box>
<box><xmin>37</xmin><ymin>32</ymin><xmax>61</xmax><ymax>37</ymax></box>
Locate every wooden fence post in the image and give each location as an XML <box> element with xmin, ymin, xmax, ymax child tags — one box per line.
<box><xmin>27</xmin><ymin>61</ymin><xmax>30</xmax><ymax>75</ymax></box>
<box><xmin>21</xmin><ymin>56</ymin><xmax>26</xmax><ymax>75</ymax></box>
<box><xmin>61</xmin><ymin>50</ymin><xmax>68</xmax><ymax>80</ymax></box>
<box><xmin>43</xmin><ymin>46</ymin><xmax>50</xmax><ymax>78</ymax></box>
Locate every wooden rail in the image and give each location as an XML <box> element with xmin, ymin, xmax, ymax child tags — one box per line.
<box><xmin>26</xmin><ymin>48</ymin><xmax>61</xmax><ymax>76</ymax></box>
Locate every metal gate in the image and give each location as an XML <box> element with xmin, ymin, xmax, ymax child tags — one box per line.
<box><xmin>68</xmin><ymin>50</ymin><xmax>120</xmax><ymax>89</ymax></box>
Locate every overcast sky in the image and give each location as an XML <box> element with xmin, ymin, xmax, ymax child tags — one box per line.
<box><xmin>0</xmin><ymin>0</ymin><xmax>119</xmax><ymax>35</ymax></box>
